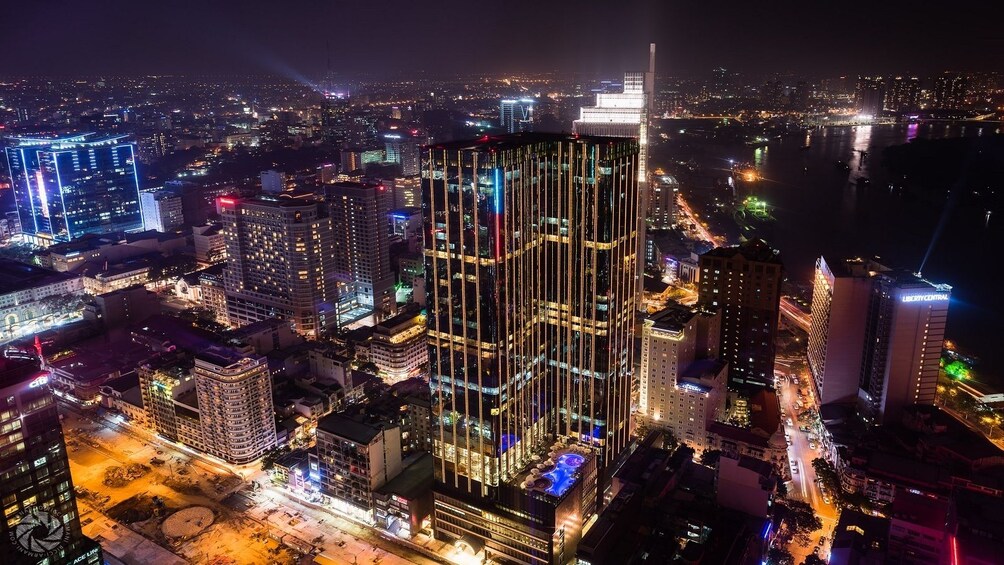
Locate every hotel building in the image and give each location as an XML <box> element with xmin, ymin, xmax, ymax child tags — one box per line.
<box><xmin>423</xmin><ymin>133</ymin><xmax>639</xmax><ymax>564</ymax></box>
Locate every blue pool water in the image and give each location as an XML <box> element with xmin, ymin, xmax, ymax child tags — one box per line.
<box><xmin>542</xmin><ymin>453</ymin><xmax>585</xmax><ymax>497</ymax></box>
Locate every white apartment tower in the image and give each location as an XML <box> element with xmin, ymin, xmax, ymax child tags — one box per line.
<box><xmin>193</xmin><ymin>348</ymin><xmax>276</xmax><ymax>464</ymax></box>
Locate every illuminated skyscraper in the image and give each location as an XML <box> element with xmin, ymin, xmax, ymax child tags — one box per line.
<box><xmin>884</xmin><ymin>76</ymin><xmax>921</xmax><ymax>113</ymax></box>
<box><xmin>574</xmin><ymin>44</ymin><xmax>655</xmax><ymax>307</ymax></box>
<box><xmin>854</xmin><ymin>76</ymin><xmax>886</xmax><ymax>117</ymax></box>
<box><xmin>1</xmin><ymin>358</ymin><xmax>103</xmax><ymax>565</ymax></box>
<box><xmin>931</xmin><ymin>73</ymin><xmax>970</xmax><ymax>110</ymax></box>
<box><xmin>424</xmin><ymin>133</ymin><xmax>639</xmax><ymax>564</ymax></box>
<box><xmin>220</xmin><ymin>194</ymin><xmax>338</xmax><ymax>337</ymax></box>
<box><xmin>4</xmin><ymin>134</ymin><xmax>143</xmax><ymax>245</ymax></box>
<box><xmin>499</xmin><ymin>98</ymin><xmax>535</xmax><ymax>133</ymax></box>
<box><xmin>323</xmin><ymin>181</ymin><xmax>397</xmax><ymax>323</ymax></box>
<box><xmin>807</xmin><ymin>257</ymin><xmax>950</xmax><ymax>424</ymax></box>
<box><xmin>697</xmin><ymin>239</ymin><xmax>783</xmax><ymax>389</ymax></box>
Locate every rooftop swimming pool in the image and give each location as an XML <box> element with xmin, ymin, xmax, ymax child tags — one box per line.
<box><xmin>541</xmin><ymin>452</ymin><xmax>586</xmax><ymax>497</ymax></box>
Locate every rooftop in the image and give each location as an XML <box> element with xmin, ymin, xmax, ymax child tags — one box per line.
<box><xmin>701</xmin><ymin>238</ymin><xmax>782</xmax><ymax>264</ymax></box>
<box><xmin>375</xmin><ymin>453</ymin><xmax>433</xmax><ymax>499</ymax></box>
<box><xmin>430</xmin><ymin>131</ymin><xmax>636</xmax><ymax>152</ymax></box>
<box><xmin>317</xmin><ymin>412</ymin><xmax>389</xmax><ymax>445</ymax></box>
<box><xmin>0</xmin><ymin>259</ymin><xmax>79</xmax><ymax>294</ymax></box>
<box><xmin>889</xmin><ymin>490</ymin><xmax>949</xmax><ymax>531</ymax></box>
<box><xmin>647</xmin><ymin>303</ymin><xmax>700</xmax><ymax>332</ymax></box>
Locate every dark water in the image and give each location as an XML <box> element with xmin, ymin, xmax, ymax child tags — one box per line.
<box><xmin>745</xmin><ymin>123</ymin><xmax>1003</xmax><ymax>389</ymax></box>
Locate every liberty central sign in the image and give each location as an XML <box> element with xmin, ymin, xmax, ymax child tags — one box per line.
<box><xmin>901</xmin><ymin>293</ymin><xmax>949</xmax><ymax>303</ymax></box>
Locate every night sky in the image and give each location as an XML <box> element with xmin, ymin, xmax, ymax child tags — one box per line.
<box><xmin>2</xmin><ymin>0</ymin><xmax>1002</xmax><ymax>78</ymax></box>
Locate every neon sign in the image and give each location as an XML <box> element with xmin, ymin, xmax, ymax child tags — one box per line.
<box><xmin>28</xmin><ymin>375</ymin><xmax>49</xmax><ymax>388</ymax></box>
<box><xmin>901</xmin><ymin>293</ymin><xmax>949</xmax><ymax>303</ymax></box>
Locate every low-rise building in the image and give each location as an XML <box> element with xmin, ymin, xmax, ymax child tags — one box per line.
<box><xmin>312</xmin><ymin>412</ymin><xmax>403</xmax><ymax>520</ymax></box>
<box><xmin>373</xmin><ymin>453</ymin><xmax>434</xmax><ymax>538</ymax></box>
<box><xmin>369</xmin><ymin>308</ymin><xmax>427</xmax><ymax>382</ymax></box>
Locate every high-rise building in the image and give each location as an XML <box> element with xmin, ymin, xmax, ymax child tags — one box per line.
<box><xmin>884</xmin><ymin>76</ymin><xmax>921</xmax><ymax>113</ymax></box>
<box><xmin>931</xmin><ymin>73</ymin><xmax>970</xmax><ymax>110</ymax></box>
<box><xmin>499</xmin><ymin>98</ymin><xmax>535</xmax><ymax>133</ymax></box>
<box><xmin>854</xmin><ymin>76</ymin><xmax>886</xmax><ymax>117</ymax></box>
<box><xmin>323</xmin><ymin>181</ymin><xmax>397</xmax><ymax>323</ymax></box>
<box><xmin>391</xmin><ymin>176</ymin><xmax>421</xmax><ymax>209</ymax></box>
<box><xmin>139</xmin><ymin>186</ymin><xmax>184</xmax><ymax>232</ymax></box>
<box><xmin>574</xmin><ymin>45</ymin><xmax>655</xmax><ymax>309</ymax></box>
<box><xmin>260</xmin><ymin>169</ymin><xmax>286</xmax><ymax>194</ymax></box>
<box><xmin>321</xmin><ymin>93</ymin><xmax>351</xmax><ymax>146</ymax></box>
<box><xmin>424</xmin><ymin>133</ymin><xmax>639</xmax><ymax>564</ymax></box>
<box><xmin>193</xmin><ymin>347</ymin><xmax>276</xmax><ymax>464</ymax></box>
<box><xmin>806</xmin><ymin>256</ymin><xmax>951</xmax><ymax>424</ymax></box>
<box><xmin>1</xmin><ymin>358</ymin><xmax>103</xmax><ymax>565</ymax></box>
<box><xmin>697</xmin><ymin>239</ymin><xmax>783</xmax><ymax>389</ymax></box>
<box><xmin>4</xmin><ymin>134</ymin><xmax>143</xmax><ymax>245</ymax></box>
<box><xmin>221</xmin><ymin>194</ymin><xmax>338</xmax><ymax>337</ymax></box>
<box><xmin>384</xmin><ymin>133</ymin><xmax>421</xmax><ymax>176</ymax></box>
<box><xmin>859</xmin><ymin>271</ymin><xmax>950</xmax><ymax>425</ymax></box>
<box><xmin>648</xmin><ymin>173</ymin><xmax>677</xmax><ymax>229</ymax></box>
<box><xmin>638</xmin><ymin>304</ymin><xmax>725</xmax><ymax>452</ymax></box>
<box><xmin>807</xmin><ymin>257</ymin><xmax>883</xmax><ymax>406</ymax></box>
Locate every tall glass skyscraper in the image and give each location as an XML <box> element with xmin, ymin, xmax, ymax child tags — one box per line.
<box><xmin>499</xmin><ymin>98</ymin><xmax>535</xmax><ymax>133</ymax></box>
<box><xmin>1</xmin><ymin>357</ymin><xmax>103</xmax><ymax>564</ymax></box>
<box><xmin>4</xmin><ymin>134</ymin><xmax>143</xmax><ymax>245</ymax></box>
<box><xmin>423</xmin><ymin>133</ymin><xmax>639</xmax><ymax>564</ymax></box>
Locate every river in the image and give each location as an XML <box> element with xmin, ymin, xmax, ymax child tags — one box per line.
<box><xmin>659</xmin><ymin>122</ymin><xmax>1004</xmax><ymax>390</ymax></box>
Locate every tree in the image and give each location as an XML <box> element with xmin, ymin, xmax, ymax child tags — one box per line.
<box><xmin>811</xmin><ymin>457</ymin><xmax>840</xmax><ymax>495</ymax></box>
<box><xmin>699</xmin><ymin>449</ymin><xmax>722</xmax><ymax>467</ymax></box>
<box><xmin>767</xmin><ymin>547</ymin><xmax>794</xmax><ymax>565</ymax></box>
<box><xmin>775</xmin><ymin>499</ymin><xmax>822</xmax><ymax>543</ymax></box>
<box><xmin>0</xmin><ymin>243</ymin><xmax>40</xmax><ymax>265</ymax></box>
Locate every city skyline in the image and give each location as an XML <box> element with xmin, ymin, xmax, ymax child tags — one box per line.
<box><xmin>0</xmin><ymin>3</ymin><xmax>1002</xmax><ymax>563</ymax></box>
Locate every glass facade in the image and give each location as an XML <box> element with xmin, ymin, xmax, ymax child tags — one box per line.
<box><xmin>4</xmin><ymin>134</ymin><xmax>143</xmax><ymax>244</ymax></box>
<box><xmin>423</xmin><ymin>133</ymin><xmax>639</xmax><ymax>564</ymax></box>
<box><xmin>0</xmin><ymin>360</ymin><xmax>102</xmax><ymax>564</ymax></box>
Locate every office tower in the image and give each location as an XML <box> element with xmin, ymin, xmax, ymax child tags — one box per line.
<box><xmin>221</xmin><ymin>194</ymin><xmax>338</xmax><ymax>337</ymax></box>
<box><xmin>321</xmin><ymin>93</ymin><xmax>351</xmax><ymax>146</ymax></box>
<box><xmin>854</xmin><ymin>76</ymin><xmax>886</xmax><ymax>117</ymax></box>
<box><xmin>806</xmin><ymin>257</ymin><xmax>951</xmax><ymax>424</ymax></box>
<box><xmin>139</xmin><ymin>186</ymin><xmax>184</xmax><ymax>232</ymax></box>
<box><xmin>859</xmin><ymin>272</ymin><xmax>950</xmax><ymax>425</ymax></box>
<box><xmin>424</xmin><ymin>133</ymin><xmax>639</xmax><ymax>564</ymax></box>
<box><xmin>807</xmin><ymin>257</ymin><xmax>882</xmax><ymax>405</ymax></box>
<box><xmin>4</xmin><ymin>134</ymin><xmax>142</xmax><ymax>245</ymax></box>
<box><xmin>638</xmin><ymin>304</ymin><xmax>725</xmax><ymax>452</ymax></box>
<box><xmin>383</xmin><ymin>133</ymin><xmax>421</xmax><ymax>176</ymax></box>
<box><xmin>648</xmin><ymin>173</ymin><xmax>677</xmax><ymax>229</ymax></box>
<box><xmin>193</xmin><ymin>347</ymin><xmax>276</xmax><ymax>464</ymax></box>
<box><xmin>323</xmin><ymin>181</ymin><xmax>397</xmax><ymax>322</ymax></box>
<box><xmin>0</xmin><ymin>358</ymin><xmax>103</xmax><ymax>565</ymax></box>
<box><xmin>260</xmin><ymin>169</ymin><xmax>286</xmax><ymax>194</ymax></box>
<box><xmin>697</xmin><ymin>239</ymin><xmax>783</xmax><ymax>389</ymax></box>
<box><xmin>884</xmin><ymin>76</ymin><xmax>921</xmax><ymax>112</ymax></box>
<box><xmin>391</xmin><ymin>176</ymin><xmax>421</xmax><ymax>208</ymax></box>
<box><xmin>499</xmin><ymin>98</ymin><xmax>535</xmax><ymax>133</ymax></box>
<box><xmin>931</xmin><ymin>73</ymin><xmax>969</xmax><ymax>110</ymax></box>
<box><xmin>710</xmin><ymin>67</ymin><xmax>735</xmax><ymax>98</ymax></box>
<box><xmin>574</xmin><ymin>45</ymin><xmax>655</xmax><ymax>309</ymax></box>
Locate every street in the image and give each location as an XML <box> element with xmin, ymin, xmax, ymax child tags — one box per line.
<box><xmin>774</xmin><ymin>364</ymin><xmax>838</xmax><ymax>563</ymax></box>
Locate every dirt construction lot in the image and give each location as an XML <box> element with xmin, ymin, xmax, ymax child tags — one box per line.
<box><xmin>64</xmin><ymin>408</ymin><xmax>303</xmax><ymax>564</ymax></box>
